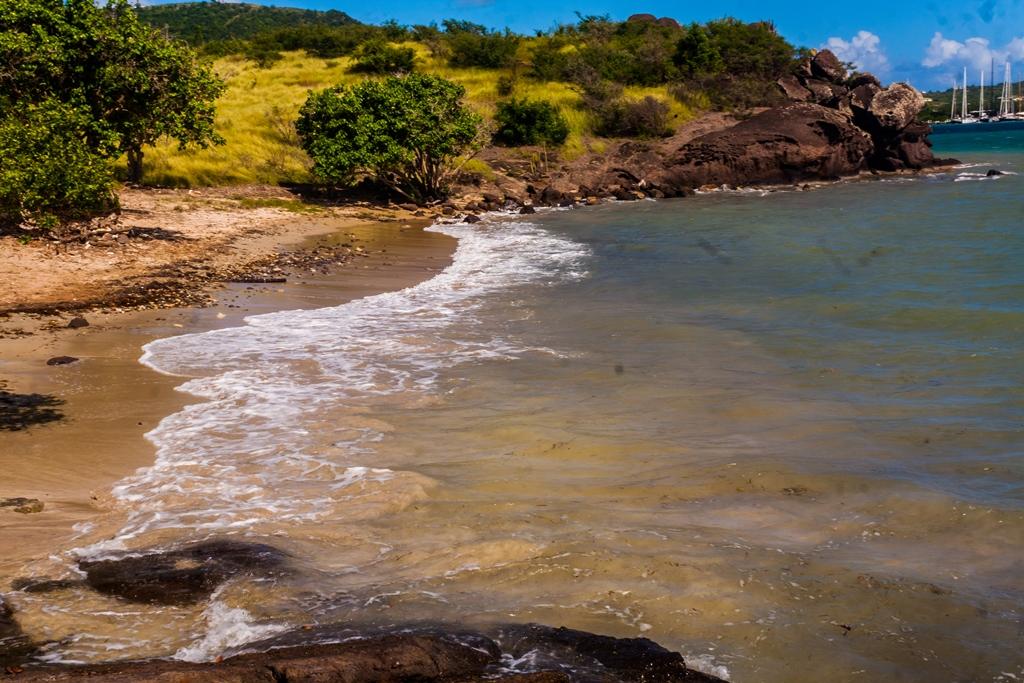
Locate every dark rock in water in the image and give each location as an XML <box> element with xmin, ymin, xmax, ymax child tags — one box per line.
<box><xmin>66</xmin><ymin>316</ymin><xmax>89</xmax><ymax>329</ymax></box>
<box><xmin>10</xmin><ymin>577</ymin><xmax>83</xmax><ymax>593</ymax></box>
<box><xmin>6</xmin><ymin>622</ymin><xmax>726</xmax><ymax>682</ymax></box>
<box><xmin>0</xmin><ymin>600</ymin><xmax>34</xmax><ymax>668</ymax></box>
<box><xmin>46</xmin><ymin>356</ymin><xmax>79</xmax><ymax>366</ymax></box>
<box><xmin>8</xmin><ymin>632</ymin><xmax>499</xmax><ymax>682</ymax></box>
<box><xmin>519</xmin><ymin>205</ymin><xmax>537</xmax><ymax>214</ymax></box>
<box><xmin>0</xmin><ymin>497</ymin><xmax>44</xmax><ymax>514</ymax></box>
<box><xmin>659</xmin><ymin>103</ymin><xmax>873</xmax><ymax>189</ymax></box>
<box><xmin>987</xmin><ymin>169</ymin><xmax>1004</xmax><ymax>176</ymax></box>
<box><xmin>497</xmin><ymin>624</ymin><xmax>724</xmax><ymax>681</ymax></box>
<box><xmin>463</xmin><ymin>213</ymin><xmax>482</xmax><ymax>223</ymax></box>
<box><xmin>79</xmin><ymin>539</ymin><xmax>289</xmax><ymax>605</ymax></box>
<box><xmin>538</xmin><ymin>185</ymin><xmax>564</xmax><ymax>206</ymax></box>
<box><xmin>810</xmin><ymin>49</ymin><xmax>847</xmax><ymax>82</ymax></box>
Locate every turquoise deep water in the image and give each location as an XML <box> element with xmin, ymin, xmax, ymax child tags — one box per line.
<box><xmin>11</xmin><ymin>125</ymin><xmax>1023</xmax><ymax>681</ymax></box>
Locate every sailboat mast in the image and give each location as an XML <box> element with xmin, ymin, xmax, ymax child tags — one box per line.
<box><xmin>963</xmin><ymin>67</ymin><xmax>969</xmax><ymax>119</ymax></box>
<box><xmin>951</xmin><ymin>79</ymin><xmax>957</xmax><ymax>120</ymax></box>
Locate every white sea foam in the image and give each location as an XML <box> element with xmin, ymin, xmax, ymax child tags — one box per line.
<box><xmin>174</xmin><ymin>599</ymin><xmax>289</xmax><ymax>662</ymax></box>
<box><xmin>75</xmin><ymin>217</ymin><xmax>589</xmax><ymax>558</ymax></box>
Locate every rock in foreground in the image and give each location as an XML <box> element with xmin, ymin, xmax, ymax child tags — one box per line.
<box><xmin>1</xmin><ymin>625</ymin><xmax>725</xmax><ymax>682</ymax></box>
<box><xmin>78</xmin><ymin>539</ymin><xmax>290</xmax><ymax>606</ymax></box>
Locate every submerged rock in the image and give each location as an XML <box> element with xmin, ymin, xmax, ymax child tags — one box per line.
<box><xmin>66</xmin><ymin>316</ymin><xmax>89</xmax><ymax>329</ymax></box>
<box><xmin>45</xmin><ymin>356</ymin><xmax>79</xmax><ymax>366</ymax></box>
<box><xmin>0</xmin><ymin>601</ymin><xmax>34</xmax><ymax>668</ymax></box>
<box><xmin>4</xmin><ymin>621</ymin><xmax>726</xmax><ymax>681</ymax></box>
<box><xmin>496</xmin><ymin>623</ymin><xmax>723</xmax><ymax>681</ymax></box>
<box><xmin>0</xmin><ymin>497</ymin><xmax>44</xmax><ymax>514</ymax></box>
<box><xmin>78</xmin><ymin>539</ymin><xmax>290</xmax><ymax>606</ymax></box>
<box><xmin>7</xmin><ymin>633</ymin><xmax>498</xmax><ymax>682</ymax></box>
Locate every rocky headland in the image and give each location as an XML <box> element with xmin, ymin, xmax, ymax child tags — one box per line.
<box><xmin>452</xmin><ymin>49</ymin><xmax>955</xmax><ymax>212</ymax></box>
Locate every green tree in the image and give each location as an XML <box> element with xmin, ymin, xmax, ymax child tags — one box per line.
<box><xmin>673</xmin><ymin>24</ymin><xmax>723</xmax><ymax>77</ymax></box>
<box><xmin>493</xmin><ymin>99</ymin><xmax>569</xmax><ymax>147</ymax></box>
<box><xmin>0</xmin><ymin>100</ymin><xmax>117</xmax><ymax>229</ymax></box>
<box><xmin>0</xmin><ymin>0</ymin><xmax>225</xmax><ymax>184</ymax></box>
<box><xmin>296</xmin><ymin>74</ymin><xmax>484</xmax><ymax>201</ymax></box>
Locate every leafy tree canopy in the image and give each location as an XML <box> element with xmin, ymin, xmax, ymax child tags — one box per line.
<box><xmin>296</xmin><ymin>74</ymin><xmax>484</xmax><ymax>201</ymax></box>
<box><xmin>0</xmin><ymin>0</ymin><xmax>225</xmax><ymax>183</ymax></box>
<box><xmin>0</xmin><ymin>99</ymin><xmax>117</xmax><ymax>228</ymax></box>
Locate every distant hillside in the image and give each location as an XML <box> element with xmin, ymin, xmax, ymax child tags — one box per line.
<box><xmin>137</xmin><ymin>2</ymin><xmax>358</xmax><ymax>43</ymax></box>
<box><xmin>921</xmin><ymin>81</ymin><xmax>1024</xmax><ymax>121</ymax></box>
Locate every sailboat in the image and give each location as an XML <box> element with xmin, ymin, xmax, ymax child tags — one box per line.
<box><xmin>960</xmin><ymin>67</ymin><xmax>979</xmax><ymax>123</ymax></box>
<box><xmin>976</xmin><ymin>69</ymin><xmax>990</xmax><ymax>122</ymax></box>
<box><xmin>996</xmin><ymin>62</ymin><xmax>1024</xmax><ymax>120</ymax></box>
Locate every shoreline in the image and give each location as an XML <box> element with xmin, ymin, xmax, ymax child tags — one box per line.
<box><xmin>0</xmin><ymin>209</ymin><xmax>456</xmax><ymax>591</ymax></box>
<box><xmin>0</xmin><ymin>160</ymin><xmax>971</xmax><ymax>579</ymax></box>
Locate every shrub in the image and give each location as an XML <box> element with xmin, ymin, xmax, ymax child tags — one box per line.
<box><xmin>493</xmin><ymin>99</ymin><xmax>569</xmax><ymax>147</ymax></box>
<box><xmin>296</xmin><ymin>74</ymin><xmax>483</xmax><ymax>201</ymax></box>
<box><xmin>496</xmin><ymin>75</ymin><xmax>516</xmax><ymax>97</ymax></box>
<box><xmin>0</xmin><ymin>100</ymin><xmax>117</xmax><ymax>229</ymax></box>
<box><xmin>442</xmin><ymin>19</ymin><xmax>520</xmax><ymax>69</ymax></box>
<box><xmin>592</xmin><ymin>96</ymin><xmax>672</xmax><ymax>138</ymax></box>
<box><xmin>350</xmin><ymin>40</ymin><xmax>415</xmax><ymax>74</ymax></box>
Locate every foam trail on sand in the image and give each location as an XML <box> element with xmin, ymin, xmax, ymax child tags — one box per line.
<box><xmin>76</xmin><ymin>217</ymin><xmax>590</xmax><ymax>557</ymax></box>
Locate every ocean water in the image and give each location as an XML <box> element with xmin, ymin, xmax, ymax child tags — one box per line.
<box><xmin>9</xmin><ymin>125</ymin><xmax>1024</xmax><ymax>681</ymax></box>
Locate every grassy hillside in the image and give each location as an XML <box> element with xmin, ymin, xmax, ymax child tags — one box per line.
<box><xmin>137</xmin><ymin>2</ymin><xmax>357</xmax><ymax>43</ymax></box>
<box><xmin>140</xmin><ymin>47</ymin><xmax>695</xmax><ymax>187</ymax></box>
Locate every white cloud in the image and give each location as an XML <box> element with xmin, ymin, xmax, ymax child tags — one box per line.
<box><xmin>922</xmin><ymin>32</ymin><xmax>1024</xmax><ymax>73</ymax></box>
<box><xmin>824</xmin><ymin>31</ymin><xmax>890</xmax><ymax>75</ymax></box>
<box><xmin>1007</xmin><ymin>37</ymin><xmax>1024</xmax><ymax>61</ymax></box>
<box><xmin>922</xmin><ymin>33</ymin><xmax>965</xmax><ymax>67</ymax></box>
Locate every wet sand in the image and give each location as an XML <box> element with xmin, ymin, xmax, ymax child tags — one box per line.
<box><xmin>0</xmin><ymin>219</ymin><xmax>455</xmax><ymax>587</ymax></box>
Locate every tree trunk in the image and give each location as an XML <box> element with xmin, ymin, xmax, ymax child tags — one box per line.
<box><xmin>126</xmin><ymin>146</ymin><xmax>144</xmax><ymax>185</ymax></box>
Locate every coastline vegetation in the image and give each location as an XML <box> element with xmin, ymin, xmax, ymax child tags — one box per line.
<box><xmin>2</xmin><ymin>0</ymin><xmax>808</xmax><ymax>225</ymax></box>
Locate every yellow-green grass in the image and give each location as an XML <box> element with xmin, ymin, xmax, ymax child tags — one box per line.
<box><xmin>138</xmin><ymin>48</ymin><xmax>695</xmax><ymax>187</ymax></box>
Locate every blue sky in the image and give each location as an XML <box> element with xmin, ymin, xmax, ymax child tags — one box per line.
<box><xmin>167</xmin><ymin>0</ymin><xmax>1024</xmax><ymax>89</ymax></box>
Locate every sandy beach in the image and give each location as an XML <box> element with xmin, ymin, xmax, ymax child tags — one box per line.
<box><xmin>0</xmin><ymin>190</ymin><xmax>456</xmax><ymax>589</ymax></box>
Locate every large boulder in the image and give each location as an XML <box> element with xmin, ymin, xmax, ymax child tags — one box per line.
<box><xmin>810</xmin><ymin>50</ymin><xmax>847</xmax><ymax>82</ymax></box>
<box><xmin>867</xmin><ymin>82</ymin><xmax>926</xmax><ymax>132</ymax></box>
<box><xmin>657</xmin><ymin>103</ymin><xmax>874</xmax><ymax>188</ymax></box>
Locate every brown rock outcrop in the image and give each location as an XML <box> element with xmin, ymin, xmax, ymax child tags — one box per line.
<box><xmin>655</xmin><ymin>103</ymin><xmax>874</xmax><ymax>188</ymax></box>
<box><xmin>0</xmin><ymin>625</ymin><xmax>726</xmax><ymax>682</ymax></box>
